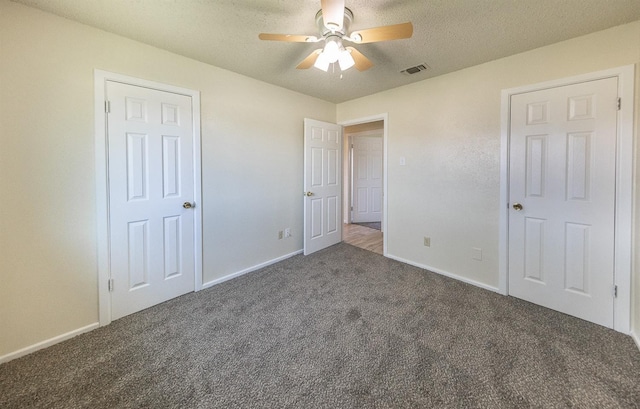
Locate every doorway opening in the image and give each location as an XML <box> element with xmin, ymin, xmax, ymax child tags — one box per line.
<box><xmin>340</xmin><ymin>116</ymin><xmax>387</xmax><ymax>255</ymax></box>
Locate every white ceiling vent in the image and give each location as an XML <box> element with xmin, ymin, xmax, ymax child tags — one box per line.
<box><xmin>401</xmin><ymin>64</ymin><xmax>430</xmax><ymax>75</ymax></box>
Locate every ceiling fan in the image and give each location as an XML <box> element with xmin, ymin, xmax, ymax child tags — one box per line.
<box><xmin>258</xmin><ymin>0</ymin><xmax>413</xmax><ymax>72</ymax></box>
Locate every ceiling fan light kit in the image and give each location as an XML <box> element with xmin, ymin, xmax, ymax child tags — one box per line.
<box><xmin>313</xmin><ymin>35</ymin><xmax>355</xmax><ymax>72</ymax></box>
<box><xmin>259</xmin><ymin>1</ymin><xmax>413</xmax><ymax>74</ymax></box>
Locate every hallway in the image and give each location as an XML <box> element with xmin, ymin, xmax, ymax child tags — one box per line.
<box><xmin>342</xmin><ymin>223</ymin><xmax>383</xmax><ymax>255</ymax></box>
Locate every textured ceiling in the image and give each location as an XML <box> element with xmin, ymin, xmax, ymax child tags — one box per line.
<box><xmin>12</xmin><ymin>0</ymin><xmax>640</xmax><ymax>103</ymax></box>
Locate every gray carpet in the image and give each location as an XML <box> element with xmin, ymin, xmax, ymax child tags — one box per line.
<box><xmin>1</xmin><ymin>243</ymin><xmax>639</xmax><ymax>408</ymax></box>
<box><xmin>353</xmin><ymin>222</ymin><xmax>381</xmax><ymax>231</ymax></box>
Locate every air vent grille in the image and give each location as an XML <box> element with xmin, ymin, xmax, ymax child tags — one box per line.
<box><xmin>401</xmin><ymin>64</ymin><xmax>430</xmax><ymax>75</ymax></box>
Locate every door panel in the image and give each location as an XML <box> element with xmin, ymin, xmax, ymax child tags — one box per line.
<box><xmin>127</xmin><ymin>220</ymin><xmax>149</xmax><ymax>289</ymax></box>
<box><xmin>304</xmin><ymin>119</ymin><xmax>342</xmax><ymax>255</ymax></box>
<box><xmin>107</xmin><ymin>81</ymin><xmax>195</xmax><ymax>320</ymax></box>
<box><xmin>508</xmin><ymin>77</ymin><xmax>618</xmax><ymax>327</ymax></box>
<box><xmin>523</xmin><ymin>217</ymin><xmax>544</xmax><ymax>283</ymax></box>
<box><xmin>162</xmin><ymin>136</ymin><xmax>181</xmax><ymax>197</ymax></box>
<box><xmin>163</xmin><ymin>216</ymin><xmax>181</xmax><ymax>278</ymax></box>
<box><xmin>564</xmin><ymin>222</ymin><xmax>589</xmax><ymax>293</ymax></box>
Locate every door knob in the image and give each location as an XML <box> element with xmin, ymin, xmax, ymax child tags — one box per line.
<box><xmin>512</xmin><ymin>203</ymin><xmax>523</xmax><ymax>211</ymax></box>
<box><xmin>304</xmin><ymin>191</ymin><xmax>314</xmax><ymax>197</ymax></box>
<box><xmin>183</xmin><ymin>202</ymin><xmax>194</xmax><ymax>209</ymax></box>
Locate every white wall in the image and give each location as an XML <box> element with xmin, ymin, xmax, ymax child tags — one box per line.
<box><xmin>0</xmin><ymin>0</ymin><xmax>334</xmax><ymax>358</ymax></box>
<box><xmin>337</xmin><ymin>22</ymin><xmax>640</xmax><ymax>335</ymax></box>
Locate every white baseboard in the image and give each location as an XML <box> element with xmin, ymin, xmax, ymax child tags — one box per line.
<box><xmin>631</xmin><ymin>330</ymin><xmax>640</xmax><ymax>352</ymax></box>
<box><xmin>1</xmin><ymin>250</ymin><xmax>304</xmax><ymax>364</ymax></box>
<box><xmin>202</xmin><ymin>249</ymin><xmax>303</xmax><ymax>290</ymax></box>
<box><xmin>0</xmin><ymin>322</ymin><xmax>99</xmax><ymax>364</ymax></box>
<box><xmin>385</xmin><ymin>253</ymin><xmax>500</xmax><ymax>293</ymax></box>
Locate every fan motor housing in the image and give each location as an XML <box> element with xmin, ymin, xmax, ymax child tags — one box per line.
<box><xmin>315</xmin><ymin>7</ymin><xmax>353</xmax><ymax>37</ymax></box>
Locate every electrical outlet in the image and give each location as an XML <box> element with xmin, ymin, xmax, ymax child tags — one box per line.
<box><xmin>284</xmin><ymin>228</ymin><xmax>291</xmax><ymax>238</ymax></box>
<box><xmin>278</xmin><ymin>231</ymin><xmax>283</xmax><ymax>240</ymax></box>
<box><xmin>424</xmin><ymin>237</ymin><xmax>431</xmax><ymax>247</ymax></box>
<box><xmin>472</xmin><ymin>247</ymin><xmax>482</xmax><ymax>261</ymax></box>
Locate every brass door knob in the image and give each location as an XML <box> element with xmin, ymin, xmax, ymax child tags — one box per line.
<box><xmin>512</xmin><ymin>203</ymin><xmax>523</xmax><ymax>211</ymax></box>
<box><xmin>304</xmin><ymin>191</ymin><xmax>314</xmax><ymax>197</ymax></box>
<box><xmin>183</xmin><ymin>202</ymin><xmax>194</xmax><ymax>209</ymax></box>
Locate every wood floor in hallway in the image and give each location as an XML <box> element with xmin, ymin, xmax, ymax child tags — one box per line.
<box><xmin>342</xmin><ymin>223</ymin><xmax>383</xmax><ymax>255</ymax></box>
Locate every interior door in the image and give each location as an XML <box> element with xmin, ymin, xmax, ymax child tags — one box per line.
<box><xmin>508</xmin><ymin>77</ymin><xmax>618</xmax><ymax>327</ymax></box>
<box><xmin>352</xmin><ymin>135</ymin><xmax>383</xmax><ymax>223</ymax></box>
<box><xmin>107</xmin><ymin>81</ymin><xmax>195</xmax><ymax>320</ymax></box>
<box><xmin>303</xmin><ymin>118</ymin><xmax>342</xmax><ymax>255</ymax></box>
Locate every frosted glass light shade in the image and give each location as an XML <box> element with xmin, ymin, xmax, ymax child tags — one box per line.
<box><xmin>314</xmin><ymin>52</ymin><xmax>331</xmax><ymax>71</ymax></box>
<box><xmin>323</xmin><ymin>40</ymin><xmax>340</xmax><ymax>63</ymax></box>
<box><xmin>338</xmin><ymin>49</ymin><xmax>355</xmax><ymax>71</ymax></box>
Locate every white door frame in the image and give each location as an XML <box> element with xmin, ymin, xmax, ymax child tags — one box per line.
<box><xmin>94</xmin><ymin>70</ymin><xmax>203</xmax><ymax>326</ymax></box>
<box><xmin>498</xmin><ymin>65</ymin><xmax>635</xmax><ymax>333</ymax></box>
<box><xmin>339</xmin><ymin>114</ymin><xmax>388</xmax><ymax>256</ymax></box>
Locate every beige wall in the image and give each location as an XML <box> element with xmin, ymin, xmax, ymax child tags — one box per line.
<box><xmin>337</xmin><ymin>22</ymin><xmax>640</xmax><ymax>338</ymax></box>
<box><xmin>0</xmin><ymin>0</ymin><xmax>334</xmax><ymax>357</ymax></box>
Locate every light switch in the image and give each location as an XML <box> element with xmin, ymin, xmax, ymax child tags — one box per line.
<box><xmin>399</xmin><ymin>156</ymin><xmax>406</xmax><ymax>166</ymax></box>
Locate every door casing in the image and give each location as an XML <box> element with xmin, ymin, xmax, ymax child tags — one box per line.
<box><xmin>94</xmin><ymin>70</ymin><xmax>203</xmax><ymax>326</ymax></box>
<box><xmin>499</xmin><ymin>65</ymin><xmax>635</xmax><ymax>333</ymax></box>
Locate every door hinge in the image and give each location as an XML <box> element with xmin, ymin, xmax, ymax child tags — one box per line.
<box><xmin>105</xmin><ymin>100</ymin><xmax>111</xmax><ymax>113</ymax></box>
<box><xmin>614</xmin><ymin>285</ymin><xmax>618</xmax><ymax>298</ymax></box>
<box><xmin>617</xmin><ymin>98</ymin><xmax>621</xmax><ymax>110</ymax></box>
<box><xmin>108</xmin><ymin>278</ymin><xmax>114</xmax><ymax>292</ymax></box>
<box><xmin>350</xmin><ymin>206</ymin><xmax>353</xmax><ymax>211</ymax></box>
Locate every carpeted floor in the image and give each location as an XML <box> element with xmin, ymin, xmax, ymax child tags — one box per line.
<box><xmin>353</xmin><ymin>221</ymin><xmax>381</xmax><ymax>231</ymax></box>
<box><xmin>1</xmin><ymin>243</ymin><xmax>639</xmax><ymax>408</ymax></box>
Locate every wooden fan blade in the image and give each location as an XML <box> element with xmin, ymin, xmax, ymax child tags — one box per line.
<box><xmin>296</xmin><ymin>50</ymin><xmax>322</xmax><ymax>69</ymax></box>
<box><xmin>351</xmin><ymin>22</ymin><xmax>413</xmax><ymax>44</ymax></box>
<box><xmin>259</xmin><ymin>33</ymin><xmax>315</xmax><ymax>42</ymax></box>
<box><xmin>346</xmin><ymin>47</ymin><xmax>373</xmax><ymax>71</ymax></box>
<box><xmin>321</xmin><ymin>0</ymin><xmax>345</xmax><ymax>31</ymax></box>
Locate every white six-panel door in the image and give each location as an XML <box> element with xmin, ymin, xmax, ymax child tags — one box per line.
<box><xmin>304</xmin><ymin>119</ymin><xmax>342</xmax><ymax>255</ymax></box>
<box><xmin>107</xmin><ymin>81</ymin><xmax>195</xmax><ymax>320</ymax></box>
<box><xmin>352</xmin><ymin>135</ymin><xmax>383</xmax><ymax>223</ymax></box>
<box><xmin>508</xmin><ymin>77</ymin><xmax>618</xmax><ymax>327</ymax></box>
